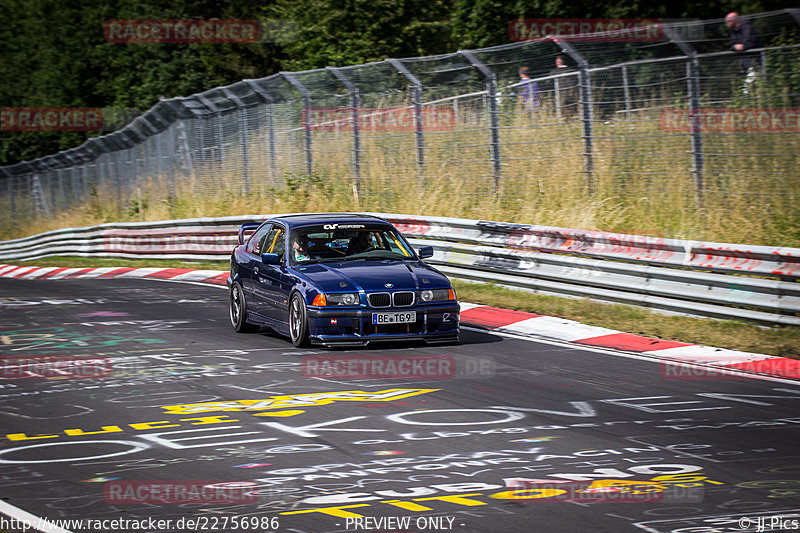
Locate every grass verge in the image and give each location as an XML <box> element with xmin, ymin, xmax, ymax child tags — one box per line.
<box><xmin>3</xmin><ymin>256</ymin><xmax>798</xmax><ymax>359</ymax></box>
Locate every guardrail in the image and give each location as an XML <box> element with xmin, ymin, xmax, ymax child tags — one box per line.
<box><xmin>1</xmin><ymin>213</ymin><xmax>798</xmax><ymax>325</ymax></box>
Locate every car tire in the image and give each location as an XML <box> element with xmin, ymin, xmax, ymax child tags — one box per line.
<box><xmin>289</xmin><ymin>293</ymin><xmax>310</xmax><ymax>347</ymax></box>
<box><xmin>230</xmin><ymin>282</ymin><xmax>258</xmax><ymax>333</ymax></box>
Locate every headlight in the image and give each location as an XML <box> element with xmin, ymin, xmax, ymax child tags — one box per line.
<box><xmin>420</xmin><ymin>289</ymin><xmax>455</xmax><ymax>302</ymax></box>
<box><xmin>326</xmin><ymin>292</ymin><xmax>360</xmax><ymax>306</ymax></box>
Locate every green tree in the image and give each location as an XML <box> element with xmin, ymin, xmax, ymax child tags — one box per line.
<box><xmin>271</xmin><ymin>0</ymin><xmax>454</xmax><ymax>70</ymax></box>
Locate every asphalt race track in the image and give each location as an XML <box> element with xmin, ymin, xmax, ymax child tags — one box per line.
<box><xmin>1</xmin><ymin>278</ymin><xmax>799</xmax><ymax>533</ymax></box>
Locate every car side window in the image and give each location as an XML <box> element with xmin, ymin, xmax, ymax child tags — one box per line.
<box><xmin>263</xmin><ymin>227</ymin><xmax>286</xmax><ymax>263</ymax></box>
<box><xmin>246</xmin><ymin>224</ymin><xmax>272</xmax><ymax>255</ymax></box>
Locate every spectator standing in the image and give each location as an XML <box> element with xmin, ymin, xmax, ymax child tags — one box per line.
<box><xmin>549</xmin><ymin>54</ymin><xmax>579</xmax><ymax>120</ymax></box>
<box><xmin>725</xmin><ymin>12</ymin><xmax>762</xmax><ymax>86</ymax></box>
<box><xmin>517</xmin><ymin>66</ymin><xmax>539</xmax><ymax>112</ymax></box>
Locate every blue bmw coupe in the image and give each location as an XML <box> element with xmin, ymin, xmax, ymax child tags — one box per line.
<box><xmin>227</xmin><ymin>213</ymin><xmax>460</xmax><ymax>347</ymax></box>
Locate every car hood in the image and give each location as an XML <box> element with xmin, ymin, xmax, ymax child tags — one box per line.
<box><xmin>293</xmin><ymin>260</ymin><xmax>450</xmax><ymax>293</ymax></box>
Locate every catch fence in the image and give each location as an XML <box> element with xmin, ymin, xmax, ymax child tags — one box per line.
<box><xmin>2</xmin><ymin>9</ymin><xmax>800</xmax><ymax>239</ymax></box>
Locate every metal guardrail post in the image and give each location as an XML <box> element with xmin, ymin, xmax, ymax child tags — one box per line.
<box><xmin>461</xmin><ymin>50</ymin><xmax>502</xmax><ymax>192</ymax></box>
<box><xmin>387</xmin><ymin>59</ymin><xmax>426</xmax><ymax>172</ymax></box>
<box><xmin>222</xmin><ymin>88</ymin><xmax>252</xmax><ymax>194</ymax></box>
<box><xmin>243</xmin><ymin>80</ymin><xmax>279</xmax><ymax>186</ymax></box>
<box><xmin>327</xmin><ymin>67</ymin><xmax>362</xmax><ymax>182</ymax></box>
<box><xmin>664</xmin><ymin>26</ymin><xmax>704</xmax><ymax>206</ymax></box>
<box><xmin>282</xmin><ymin>72</ymin><xmax>314</xmax><ymax>177</ymax></box>
<box><xmin>557</xmin><ymin>39</ymin><xmax>594</xmax><ymax>192</ymax></box>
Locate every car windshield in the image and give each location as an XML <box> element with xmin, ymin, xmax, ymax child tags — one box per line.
<box><xmin>288</xmin><ymin>226</ymin><xmax>415</xmax><ymax>265</ymax></box>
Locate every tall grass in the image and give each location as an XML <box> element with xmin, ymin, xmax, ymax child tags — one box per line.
<box><xmin>2</xmin><ymin>104</ymin><xmax>798</xmax><ymax>247</ymax></box>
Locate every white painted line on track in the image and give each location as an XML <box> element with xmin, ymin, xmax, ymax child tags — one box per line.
<box><xmin>0</xmin><ymin>499</ymin><xmax>73</xmax><ymax>533</ymax></box>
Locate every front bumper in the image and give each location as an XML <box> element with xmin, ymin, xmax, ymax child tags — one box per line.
<box><xmin>306</xmin><ymin>303</ymin><xmax>460</xmax><ymax>346</ymax></box>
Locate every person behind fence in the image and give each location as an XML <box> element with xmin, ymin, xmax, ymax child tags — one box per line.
<box><xmin>517</xmin><ymin>66</ymin><xmax>539</xmax><ymax>111</ymax></box>
<box><xmin>549</xmin><ymin>54</ymin><xmax>578</xmax><ymax>119</ymax></box>
<box><xmin>725</xmin><ymin>12</ymin><xmax>762</xmax><ymax>81</ymax></box>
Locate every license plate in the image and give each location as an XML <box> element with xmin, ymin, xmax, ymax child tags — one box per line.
<box><xmin>372</xmin><ymin>312</ymin><xmax>416</xmax><ymax>325</ymax></box>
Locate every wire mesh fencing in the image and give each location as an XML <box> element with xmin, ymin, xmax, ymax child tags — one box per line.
<box><xmin>2</xmin><ymin>9</ymin><xmax>799</xmax><ymax>244</ymax></box>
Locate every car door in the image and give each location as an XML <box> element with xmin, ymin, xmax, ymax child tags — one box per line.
<box><xmin>253</xmin><ymin>225</ymin><xmax>287</xmax><ymax>322</ymax></box>
<box><xmin>240</xmin><ymin>223</ymin><xmax>272</xmax><ymax>314</ymax></box>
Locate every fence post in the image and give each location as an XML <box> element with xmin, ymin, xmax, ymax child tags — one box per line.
<box><xmin>243</xmin><ymin>80</ymin><xmax>279</xmax><ymax>187</ymax></box>
<box><xmin>282</xmin><ymin>72</ymin><xmax>314</xmax><ymax>177</ymax></box>
<box><xmin>267</xmin><ymin>103</ymin><xmax>278</xmax><ymax>186</ymax></box>
<box><xmin>195</xmin><ymin>94</ymin><xmax>225</xmax><ymax>170</ymax></box>
<box><xmin>63</xmin><ymin>154</ymin><xmax>77</xmax><ymax>207</ymax></box>
<box><xmin>387</xmin><ymin>59</ymin><xmax>426</xmax><ymax>173</ymax></box>
<box><xmin>2</xmin><ymin>168</ymin><xmax>15</xmax><ymax>222</ymax></box>
<box><xmin>622</xmin><ymin>65</ymin><xmax>632</xmax><ymax>118</ymax></box>
<box><xmin>327</xmin><ymin>67</ymin><xmax>362</xmax><ymax>182</ymax></box>
<box><xmin>106</xmin><ymin>139</ymin><xmax>125</xmax><ymax>217</ymax></box>
<box><xmin>664</xmin><ymin>27</ymin><xmax>704</xmax><ymax>205</ymax></box>
<box><xmin>56</xmin><ymin>166</ymin><xmax>65</xmax><ymax>212</ymax></box>
<box><xmin>174</xmin><ymin>118</ymin><xmax>193</xmax><ymax>178</ymax></box>
<box><xmin>97</xmin><ymin>153</ymin><xmax>107</xmax><ymax>191</ymax></box>
<box><xmin>31</xmin><ymin>173</ymin><xmax>50</xmax><ymax>219</ymax></box>
<box><xmin>47</xmin><ymin>162</ymin><xmax>58</xmax><ymax>213</ymax></box>
<box><xmin>239</xmin><ymin>108</ymin><xmax>251</xmax><ymax>194</ymax></box>
<box><xmin>558</xmin><ymin>39</ymin><xmax>594</xmax><ymax>192</ymax></box>
<box><xmin>222</xmin><ymin>88</ymin><xmax>252</xmax><ymax>194</ymax></box>
<box><xmin>77</xmin><ymin>162</ymin><xmax>86</xmax><ymax>204</ymax></box>
<box><xmin>554</xmin><ymin>77</ymin><xmax>562</xmax><ymax>121</ymax></box>
<box><xmin>461</xmin><ymin>50</ymin><xmax>502</xmax><ymax>192</ymax></box>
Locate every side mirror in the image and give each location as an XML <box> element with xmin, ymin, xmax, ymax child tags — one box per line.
<box><xmin>261</xmin><ymin>252</ymin><xmax>280</xmax><ymax>265</ymax></box>
<box><xmin>418</xmin><ymin>246</ymin><xmax>434</xmax><ymax>259</ymax></box>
